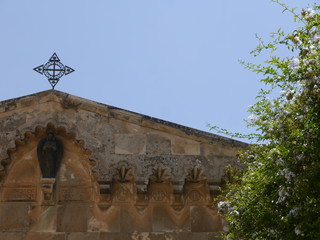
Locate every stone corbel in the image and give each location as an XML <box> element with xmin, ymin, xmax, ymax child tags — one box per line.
<box><xmin>111</xmin><ymin>166</ymin><xmax>137</xmax><ymax>204</ymax></box>
<box><xmin>147</xmin><ymin>167</ymin><xmax>174</xmax><ymax>204</ymax></box>
<box><xmin>41</xmin><ymin>178</ymin><xmax>56</xmax><ymax>205</ymax></box>
<box><xmin>183</xmin><ymin>166</ymin><xmax>211</xmax><ymax>205</ymax></box>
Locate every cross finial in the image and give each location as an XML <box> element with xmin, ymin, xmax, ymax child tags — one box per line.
<box><xmin>34</xmin><ymin>53</ymin><xmax>75</xmax><ymax>90</ymax></box>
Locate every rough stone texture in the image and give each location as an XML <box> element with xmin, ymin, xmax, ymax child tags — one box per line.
<box><xmin>24</xmin><ymin>232</ymin><xmax>66</xmax><ymax>240</ymax></box>
<box><xmin>190</xmin><ymin>206</ymin><xmax>222</xmax><ymax>232</ymax></box>
<box><xmin>57</xmin><ymin>203</ymin><xmax>91</xmax><ymax>232</ymax></box>
<box><xmin>0</xmin><ymin>91</ymin><xmax>248</xmax><ymax>239</ymax></box>
<box><xmin>0</xmin><ymin>203</ymin><xmax>31</xmax><ymax>231</ymax></box>
<box><xmin>100</xmin><ymin>232</ymin><xmax>127</xmax><ymax>240</ymax></box>
<box><xmin>88</xmin><ymin>205</ymin><xmax>120</xmax><ymax>232</ymax></box>
<box><xmin>152</xmin><ymin>206</ymin><xmax>190</xmax><ymax>232</ymax></box>
<box><xmin>67</xmin><ymin>232</ymin><xmax>99</xmax><ymax>240</ymax></box>
<box><xmin>171</xmin><ymin>136</ymin><xmax>200</xmax><ymax>155</ymax></box>
<box><xmin>115</xmin><ymin>134</ymin><xmax>146</xmax><ymax>155</ymax></box>
<box><xmin>119</xmin><ymin>206</ymin><xmax>152</xmax><ymax>233</ymax></box>
<box><xmin>0</xmin><ymin>232</ymin><xmax>26</xmax><ymax>240</ymax></box>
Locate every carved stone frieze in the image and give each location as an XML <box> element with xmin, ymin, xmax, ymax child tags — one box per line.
<box><xmin>0</xmin><ymin>123</ymin><xmax>99</xmax><ymax>204</ymax></box>
<box><xmin>147</xmin><ymin>167</ymin><xmax>174</xmax><ymax>204</ymax></box>
<box><xmin>111</xmin><ymin>166</ymin><xmax>137</xmax><ymax>203</ymax></box>
<box><xmin>183</xmin><ymin>166</ymin><xmax>211</xmax><ymax>205</ymax></box>
<box><xmin>0</xmin><ymin>90</ymin><xmax>246</xmax><ymax>236</ymax></box>
<box><xmin>149</xmin><ymin>167</ymin><xmax>171</xmax><ymax>184</ymax></box>
<box><xmin>58</xmin><ymin>185</ymin><xmax>93</xmax><ymax>202</ymax></box>
<box><xmin>41</xmin><ymin>178</ymin><xmax>56</xmax><ymax>203</ymax></box>
<box><xmin>2</xmin><ymin>185</ymin><xmax>37</xmax><ymax>202</ymax></box>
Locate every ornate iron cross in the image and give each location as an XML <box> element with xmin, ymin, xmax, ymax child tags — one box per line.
<box><xmin>34</xmin><ymin>53</ymin><xmax>75</xmax><ymax>90</ymax></box>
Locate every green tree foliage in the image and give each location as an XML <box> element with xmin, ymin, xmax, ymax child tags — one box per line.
<box><xmin>216</xmin><ymin>2</ymin><xmax>320</xmax><ymax>239</ymax></box>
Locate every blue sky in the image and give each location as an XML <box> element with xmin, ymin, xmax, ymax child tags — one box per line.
<box><xmin>0</xmin><ymin>0</ymin><xmax>316</xmax><ymax>142</ymax></box>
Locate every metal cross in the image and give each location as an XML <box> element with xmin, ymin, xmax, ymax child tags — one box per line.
<box><xmin>33</xmin><ymin>53</ymin><xmax>75</xmax><ymax>89</ymax></box>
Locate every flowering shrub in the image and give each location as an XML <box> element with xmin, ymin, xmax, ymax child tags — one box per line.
<box><xmin>215</xmin><ymin>2</ymin><xmax>320</xmax><ymax>239</ymax></box>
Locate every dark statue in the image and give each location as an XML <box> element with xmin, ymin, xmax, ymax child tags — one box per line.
<box><xmin>37</xmin><ymin>132</ymin><xmax>63</xmax><ymax>178</ymax></box>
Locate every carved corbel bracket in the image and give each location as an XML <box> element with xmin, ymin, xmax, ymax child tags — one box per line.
<box><xmin>41</xmin><ymin>178</ymin><xmax>56</xmax><ymax>205</ymax></box>
<box><xmin>111</xmin><ymin>166</ymin><xmax>137</xmax><ymax>204</ymax></box>
<box><xmin>183</xmin><ymin>166</ymin><xmax>211</xmax><ymax>205</ymax></box>
<box><xmin>147</xmin><ymin>167</ymin><xmax>174</xmax><ymax>204</ymax></box>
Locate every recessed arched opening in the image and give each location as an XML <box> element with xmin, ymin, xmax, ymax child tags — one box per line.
<box><xmin>0</xmin><ymin>123</ymin><xmax>99</xmax><ymax>203</ymax></box>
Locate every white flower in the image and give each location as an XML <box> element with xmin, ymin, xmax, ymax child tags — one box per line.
<box><xmin>231</xmin><ymin>209</ymin><xmax>239</xmax><ymax>215</ymax></box>
<box><xmin>277</xmin><ymin>186</ymin><xmax>289</xmax><ymax>203</ymax></box>
<box><xmin>295</xmin><ymin>227</ymin><xmax>304</xmax><ymax>236</ymax></box>
<box><xmin>284</xmin><ymin>169</ymin><xmax>296</xmax><ymax>183</ymax></box>
<box><xmin>289</xmin><ymin>58</ymin><xmax>300</xmax><ymax>70</ymax></box>
<box><xmin>288</xmin><ymin>207</ymin><xmax>300</xmax><ymax>217</ymax></box>
<box><xmin>310</xmin><ymin>45</ymin><xmax>316</xmax><ymax>50</ymax></box>
<box><xmin>276</xmin><ymin>158</ymin><xmax>284</xmax><ymax>166</ymax></box>
<box><xmin>218</xmin><ymin>201</ymin><xmax>226</xmax><ymax>209</ymax></box>
<box><xmin>218</xmin><ymin>201</ymin><xmax>228</xmax><ymax>213</ymax></box>
<box><xmin>313</xmin><ymin>35</ymin><xmax>320</xmax><ymax>44</ymax></box>
<box><xmin>302</xmin><ymin>8</ymin><xmax>315</xmax><ymax>19</ymax></box>
<box><xmin>252</xmin><ymin>232</ymin><xmax>258</xmax><ymax>238</ymax></box>
<box><xmin>295</xmin><ymin>115</ymin><xmax>303</xmax><ymax>122</ymax></box>
<box><xmin>248</xmin><ymin>114</ymin><xmax>256</xmax><ymax>120</ymax></box>
<box><xmin>292</xmin><ymin>36</ymin><xmax>302</xmax><ymax>45</ymax></box>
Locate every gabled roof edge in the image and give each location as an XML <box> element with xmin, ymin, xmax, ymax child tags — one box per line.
<box><xmin>0</xmin><ymin>90</ymin><xmax>249</xmax><ymax>147</ymax></box>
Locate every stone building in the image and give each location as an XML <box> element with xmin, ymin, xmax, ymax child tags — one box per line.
<box><xmin>0</xmin><ymin>90</ymin><xmax>247</xmax><ymax>240</ymax></box>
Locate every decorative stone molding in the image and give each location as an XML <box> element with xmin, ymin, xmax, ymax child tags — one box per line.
<box><xmin>0</xmin><ymin>123</ymin><xmax>99</xmax><ymax>203</ymax></box>
<box><xmin>111</xmin><ymin>166</ymin><xmax>137</xmax><ymax>203</ymax></box>
<box><xmin>1</xmin><ymin>184</ymin><xmax>37</xmax><ymax>202</ymax></box>
<box><xmin>185</xmin><ymin>166</ymin><xmax>206</xmax><ymax>183</ymax></box>
<box><xmin>147</xmin><ymin>167</ymin><xmax>174</xmax><ymax>204</ymax></box>
<box><xmin>0</xmin><ymin>123</ymin><xmax>97</xmax><ymax>182</ymax></box>
<box><xmin>0</xmin><ymin>90</ymin><xmax>246</xmax><ymax>237</ymax></box>
<box><xmin>149</xmin><ymin>166</ymin><xmax>171</xmax><ymax>184</ymax></box>
<box><xmin>41</xmin><ymin>178</ymin><xmax>56</xmax><ymax>205</ymax></box>
<box><xmin>183</xmin><ymin>166</ymin><xmax>211</xmax><ymax>205</ymax></box>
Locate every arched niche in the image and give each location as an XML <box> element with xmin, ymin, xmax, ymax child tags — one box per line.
<box><xmin>0</xmin><ymin>123</ymin><xmax>99</xmax><ymax>203</ymax></box>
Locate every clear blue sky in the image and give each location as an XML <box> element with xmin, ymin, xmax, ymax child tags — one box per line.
<box><xmin>0</xmin><ymin>0</ymin><xmax>316</xmax><ymax>142</ymax></box>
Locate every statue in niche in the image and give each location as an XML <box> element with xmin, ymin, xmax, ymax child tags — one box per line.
<box><xmin>37</xmin><ymin>132</ymin><xmax>63</xmax><ymax>178</ymax></box>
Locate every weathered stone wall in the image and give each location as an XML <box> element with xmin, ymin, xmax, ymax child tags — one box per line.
<box><xmin>0</xmin><ymin>91</ymin><xmax>246</xmax><ymax>240</ymax></box>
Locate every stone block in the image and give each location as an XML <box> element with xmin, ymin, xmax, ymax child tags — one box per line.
<box><xmin>200</xmin><ymin>143</ymin><xmax>223</xmax><ymax>157</ymax></box>
<box><xmin>177</xmin><ymin>232</ymin><xmax>221</xmax><ymax>240</ymax></box>
<box><xmin>2</xmin><ymin>185</ymin><xmax>37</xmax><ymax>202</ymax></box>
<box><xmin>100</xmin><ymin>232</ymin><xmax>126</xmax><ymax>240</ymax></box>
<box><xmin>171</xmin><ymin>137</ymin><xmax>200</xmax><ymax>155</ymax></box>
<box><xmin>190</xmin><ymin>206</ymin><xmax>222</xmax><ymax>232</ymax></box>
<box><xmin>0</xmin><ymin>203</ymin><xmax>31</xmax><ymax>231</ymax></box>
<box><xmin>0</xmin><ymin>232</ymin><xmax>26</xmax><ymax>240</ymax></box>
<box><xmin>119</xmin><ymin>206</ymin><xmax>152</xmax><ymax>233</ymax></box>
<box><xmin>88</xmin><ymin>205</ymin><xmax>120</xmax><ymax>232</ymax></box>
<box><xmin>127</xmin><ymin>232</ymin><xmax>220</xmax><ymax>240</ymax></box>
<box><xmin>56</xmin><ymin>203</ymin><xmax>91</xmax><ymax>232</ymax></box>
<box><xmin>146</xmin><ymin>134</ymin><xmax>171</xmax><ymax>155</ymax></box>
<box><xmin>24</xmin><ymin>232</ymin><xmax>66</xmax><ymax>240</ymax></box>
<box><xmin>58</xmin><ymin>186</ymin><xmax>93</xmax><ymax>202</ymax></box>
<box><xmin>114</xmin><ymin>134</ymin><xmax>146</xmax><ymax>154</ymax></box>
<box><xmin>67</xmin><ymin>232</ymin><xmax>99</xmax><ymax>240</ymax></box>
<box><xmin>152</xmin><ymin>206</ymin><xmax>190</xmax><ymax>232</ymax></box>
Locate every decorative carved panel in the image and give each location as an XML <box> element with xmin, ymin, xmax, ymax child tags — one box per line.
<box><xmin>2</xmin><ymin>185</ymin><xmax>37</xmax><ymax>201</ymax></box>
<box><xmin>147</xmin><ymin>167</ymin><xmax>174</xmax><ymax>204</ymax></box>
<box><xmin>59</xmin><ymin>186</ymin><xmax>93</xmax><ymax>201</ymax></box>
<box><xmin>183</xmin><ymin>166</ymin><xmax>211</xmax><ymax>205</ymax></box>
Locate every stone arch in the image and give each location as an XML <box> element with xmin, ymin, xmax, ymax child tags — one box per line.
<box><xmin>0</xmin><ymin>122</ymin><xmax>99</xmax><ymax>203</ymax></box>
